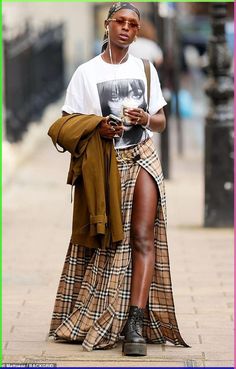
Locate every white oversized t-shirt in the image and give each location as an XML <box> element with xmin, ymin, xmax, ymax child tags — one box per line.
<box><xmin>62</xmin><ymin>54</ymin><xmax>167</xmax><ymax>149</ymax></box>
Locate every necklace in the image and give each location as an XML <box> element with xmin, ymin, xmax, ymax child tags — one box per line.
<box><xmin>101</xmin><ymin>37</ymin><xmax>129</xmax><ymax>146</ymax></box>
<box><xmin>108</xmin><ymin>38</ymin><xmax>129</xmax><ymax>65</ymax></box>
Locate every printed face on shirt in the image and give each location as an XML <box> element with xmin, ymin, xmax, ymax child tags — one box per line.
<box><xmin>97</xmin><ymin>78</ymin><xmax>145</xmax><ymax>116</ymax></box>
<box><xmin>108</xmin><ymin>80</ymin><xmax>144</xmax><ymax>119</ymax></box>
<box><xmin>97</xmin><ymin>78</ymin><xmax>147</xmax><ymax>146</ymax></box>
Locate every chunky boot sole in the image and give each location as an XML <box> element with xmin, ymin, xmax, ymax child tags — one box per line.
<box><xmin>123</xmin><ymin>342</ymin><xmax>147</xmax><ymax>356</ymax></box>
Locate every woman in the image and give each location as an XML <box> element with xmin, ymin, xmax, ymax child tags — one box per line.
<box><xmin>49</xmin><ymin>2</ymin><xmax>189</xmax><ymax>356</ymax></box>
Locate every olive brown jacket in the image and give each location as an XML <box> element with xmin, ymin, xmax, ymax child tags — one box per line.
<box><xmin>48</xmin><ymin>114</ymin><xmax>123</xmax><ymax>249</ymax></box>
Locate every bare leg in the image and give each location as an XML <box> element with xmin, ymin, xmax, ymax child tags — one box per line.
<box><xmin>130</xmin><ymin>168</ymin><xmax>158</xmax><ymax>308</ymax></box>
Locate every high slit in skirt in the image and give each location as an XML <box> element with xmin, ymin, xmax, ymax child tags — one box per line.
<box><xmin>49</xmin><ymin>138</ymin><xmax>189</xmax><ymax>351</ymax></box>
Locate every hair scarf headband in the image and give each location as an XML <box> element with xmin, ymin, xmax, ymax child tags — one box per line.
<box><xmin>101</xmin><ymin>2</ymin><xmax>140</xmax><ymax>52</ymax></box>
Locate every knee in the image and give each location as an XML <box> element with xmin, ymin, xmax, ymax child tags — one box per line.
<box><xmin>131</xmin><ymin>228</ymin><xmax>154</xmax><ymax>255</ymax></box>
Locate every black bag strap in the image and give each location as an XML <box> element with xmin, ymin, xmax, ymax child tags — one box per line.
<box><xmin>142</xmin><ymin>59</ymin><xmax>151</xmax><ymax>111</ymax></box>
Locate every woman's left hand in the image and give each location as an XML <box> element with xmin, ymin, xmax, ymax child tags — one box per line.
<box><xmin>124</xmin><ymin>107</ymin><xmax>166</xmax><ymax>132</ymax></box>
<box><xmin>124</xmin><ymin>108</ymin><xmax>149</xmax><ymax>126</ymax></box>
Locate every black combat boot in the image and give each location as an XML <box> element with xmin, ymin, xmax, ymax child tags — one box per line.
<box><xmin>122</xmin><ymin>306</ymin><xmax>147</xmax><ymax>356</ymax></box>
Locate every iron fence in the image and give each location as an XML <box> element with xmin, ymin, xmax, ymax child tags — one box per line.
<box><xmin>4</xmin><ymin>23</ymin><xmax>65</xmax><ymax>142</ymax></box>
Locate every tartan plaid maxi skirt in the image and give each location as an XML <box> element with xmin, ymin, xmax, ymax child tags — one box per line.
<box><xmin>49</xmin><ymin>138</ymin><xmax>188</xmax><ymax>351</ymax></box>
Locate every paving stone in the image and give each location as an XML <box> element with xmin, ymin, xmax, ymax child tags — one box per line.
<box><xmin>190</xmin><ymin>341</ymin><xmax>234</xmax><ymax>354</ymax></box>
<box><xmin>185</xmin><ymin>313</ymin><xmax>233</xmax><ymax>323</ymax></box>
<box><xmin>203</xmin><ymin>351</ymin><xmax>234</xmax><ymax>361</ymax></box>
<box><xmin>200</xmin><ymin>335</ymin><xmax>233</xmax><ymax>345</ymax></box>
<box><xmin>5</xmin><ymin>327</ymin><xmax>48</xmax><ymax>342</ymax></box>
<box><xmin>5</xmin><ymin>341</ymin><xmax>48</xmax><ymax>355</ymax></box>
<box><xmin>183</xmin><ymin>359</ymin><xmax>206</xmax><ymax>367</ymax></box>
<box><xmin>2</xmin><ymin>356</ymin><xmax>26</xmax><ymax>364</ymax></box>
<box><xmin>204</xmin><ymin>360</ymin><xmax>234</xmax><ymax>367</ymax></box>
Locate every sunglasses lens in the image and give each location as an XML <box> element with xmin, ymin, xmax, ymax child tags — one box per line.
<box><xmin>130</xmin><ymin>23</ymin><xmax>139</xmax><ymax>29</ymax></box>
<box><xmin>116</xmin><ymin>19</ymin><xmax>124</xmax><ymax>25</ymax></box>
<box><xmin>110</xmin><ymin>19</ymin><xmax>139</xmax><ymax>30</ymax></box>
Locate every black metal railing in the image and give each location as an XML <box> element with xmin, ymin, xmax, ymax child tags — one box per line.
<box><xmin>4</xmin><ymin>23</ymin><xmax>65</xmax><ymax>142</ymax></box>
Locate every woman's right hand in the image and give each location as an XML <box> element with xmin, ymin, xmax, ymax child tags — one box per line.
<box><xmin>98</xmin><ymin>117</ymin><xmax>123</xmax><ymax>139</ymax></box>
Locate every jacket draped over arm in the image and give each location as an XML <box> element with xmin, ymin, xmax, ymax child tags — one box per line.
<box><xmin>48</xmin><ymin>114</ymin><xmax>124</xmax><ymax>249</ymax></box>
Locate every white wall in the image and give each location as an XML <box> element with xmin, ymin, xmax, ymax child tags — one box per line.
<box><xmin>2</xmin><ymin>2</ymin><xmax>94</xmax><ymax>77</ymax></box>
<box><xmin>2</xmin><ymin>2</ymin><xmax>96</xmax><ymax>182</ymax></box>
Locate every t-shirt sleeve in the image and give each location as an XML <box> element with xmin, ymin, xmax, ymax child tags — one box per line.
<box><xmin>148</xmin><ymin>62</ymin><xmax>167</xmax><ymax>115</ymax></box>
<box><xmin>61</xmin><ymin>68</ymin><xmax>86</xmax><ymax>114</ymax></box>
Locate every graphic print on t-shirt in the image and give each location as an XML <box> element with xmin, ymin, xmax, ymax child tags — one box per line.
<box><xmin>97</xmin><ymin>78</ymin><xmax>148</xmax><ymax>148</ymax></box>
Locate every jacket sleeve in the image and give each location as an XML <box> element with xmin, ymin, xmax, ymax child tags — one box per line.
<box><xmin>48</xmin><ymin>114</ymin><xmax>103</xmax><ymax>157</ymax></box>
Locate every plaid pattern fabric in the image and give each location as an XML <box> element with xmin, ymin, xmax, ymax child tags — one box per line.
<box><xmin>49</xmin><ymin>138</ymin><xmax>188</xmax><ymax>350</ymax></box>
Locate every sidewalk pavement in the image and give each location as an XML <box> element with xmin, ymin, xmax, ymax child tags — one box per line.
<box><xmin>2</xmin><ymin>111</ymin><xmax>234</xmax><ymax>367</ymax></box>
